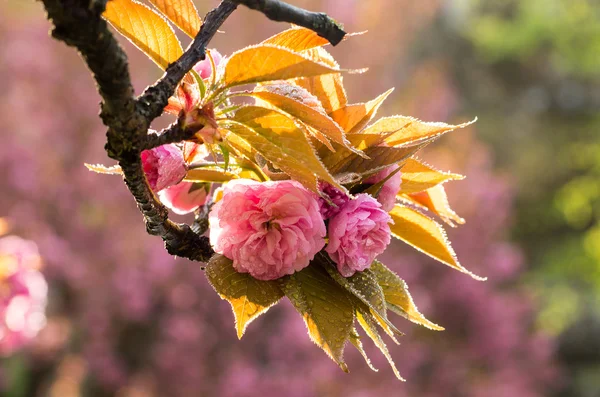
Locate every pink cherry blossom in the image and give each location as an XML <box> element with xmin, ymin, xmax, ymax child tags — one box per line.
<box><xmin>318</xmin><ymin>183</ymin><xmax>350</xmax><ymax>219</ymax></box>
<box><xmin>141</xmin><ymin>144</ymin><xmax>187</xmax><ymax>192</ymax></box>
<box><xmin>158</xmin><ymin>182</ymin><xmax>210</xmax><ymax>215</ymax></box>
<box><xmin>193</xmin><ymin>49</ymin><xmax>223</xmax><ymax>79</ymax></box>
<box><xmin>364</xmin><ymin>165</ymin><xmax>402</xmax><ymax>212</ymax></box>
<box><xmin>209</xmin><ymin>179</ymin><xmax>326</xmax><ymax>280</ymax></box>
<box><xmin>326</xmin><ymin>194</ymin><xmax>392</xmax><ymax>277</ymax></box>
<box><xmin>0</xmin><ymin>236</ymin><xmax>48</xmax><ymax>355</ymax></box>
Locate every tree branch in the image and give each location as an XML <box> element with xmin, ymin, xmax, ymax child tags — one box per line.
<box><xmin>232</xmin><ymin>0</ymin><xmax>346</xmax><ymax>45</ymax></box>
<box><xmin>144</xmin><ymin>122</ymin><xmax>196</xmax><ymax>150</ymax></box>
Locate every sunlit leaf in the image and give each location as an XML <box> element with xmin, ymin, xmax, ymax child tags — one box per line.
<box><xmin>384</xmin><ymin>117</ymin><xmax>476</xmax><ymax>147</ymax></box>
<box><xmin>205</xmin><ymin>255</ymin><xmax>283</xmax><ymax>339</ymax></box>
<box><xmin>262</xmin><ymin>26</ymin><xmax>330</xmax><ymax>51</ymax></box>
<box><xmin>389</xmin><ymin>205</ymin><xmax>485</xmax><ymax>280</ymax></box>
<box><xmin>294</xmin><ymin>47</ymin><xmax>347</xmax><ymax>114</ymax></box>
<box><xmin>223</xmin><ymin>45</ymin><xmax>340</xmax><ymax>88</ymax></box>
<box><xmin>371</xmin><ymin>261</ymin><xmax>443</xmax><ymax>330</ymax></box>
<box><xmin>330</xmin><ymin>89</ymin><xmax>393</xmax><ymax>134</ymax></box>
<box><xmin>184</xmin><ymin>168</ymin><xmax>239</xmax><ymax>183</ymax></box>
<box><xmin>103</xmin><ymin>0</ymin><xmax>183</xmax><ymax>69</ymax></box>
<box><xmin>84</xmin><ymin>163</ymin><xmax>123</xmax><ymax>175</ymax></box>
<box><xmin>405</xmin><ymin>185</ymin><xmax>465</xmax><ymax>227</ymax></box>
<box><xmin>399</xmin><ymin>158</ymin><xmax>465</xmax><ymax>194</ymax></box>
<box><xmin>280</xmin><ymin>265</ymin><xmax>354</xmax><ymax>372</ymax></box>
<box><xmin>148</xmin><ymin>0</ymin><xmax>201</xmax><ymax>38</ymax></box>
<box><xmin>247</xmin><ymin>83</ymin><xmax>358</xmax><ymax>152</ymax></box>
<box><xmin>225</xmin><ymin>106</ymin><xmax>341</xmax><ymax>192</ymax></box>
<box><xmin>349</xmin><ymin>329</ymin><xmax>378</xmax><ymax>372</ymax></box>
<box><xmin>355</xmin><ymin>303</ymin><xmax>404</xmax><ymax>381</ymax></box>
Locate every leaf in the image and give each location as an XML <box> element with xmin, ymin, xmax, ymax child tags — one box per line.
<box><xmin>280</xmin><ymin>265</ymin><xmax>355</xmax><ymax>372</ymax></box>
<box><xmin>330</xmin><ymin>89</ymin><xmax>394</xmax><ymax>134</ymax></box>
<box><xmin>355</xmin><ymin>303</ymin><xmax>404</xmax><ymax>381</ymax></box>
<box><xmin>205</xmin><ymin>254</ymin><xmax>283</xmax><ymax>339</ymax></box>
<box><xmin>389</xmin><ymin>205</ymin><xmax>485</xmax><ymax>280</ymax></box>
<box><xmin>384</xmin><ymin>117</ymin><xmax>476</xmax><ymax>147</ymax></box>
<box><xmin>318</xmin><ymin>254</ymin><xmax>403</xmax><ymax>341</ymax></box>
<box><xmin>247</xmin><ymin>83</ymin><xmax>357</xmax><ymax>153</ymax></box>
<box><xmin>371</xmin><ymin>261</ymin><xmax>443</xmax><ymax>330</ymax></box>
<box><xmin>349</xmin><ymin>329</ymin><xmax>378</xmax><ymax>372</ymax></box>
<box><xmin>184</xmin><ymin>168</ymin><xmax>239</xmax><ymax>183</ymax></box>
<box><xmin>405</xmin><ymin>185</ymin><xmax>465</xmax><ymax>227</ymax></box>
<box><xmin>223</xmin><ymin>45</ymin><xmax>340</xmax><ymax>88</ymax></box>
<box><xmin>84</xmin><ymin>163</ymin><xmax>123</xmax><ymax>175</ymax></box>
<box><xmin>294</xmin><ymin>47</ymin><xmax>347</xmax><ymax>114</ymax></box>
<box><xmin>225</xmin><ymin>106</ymin><xmax>341</xmax><ymax>192</ymax></box>
<box><xmin>148</xmin><ymin>0</ymin><xmax>201</xmax><ymax>38</ymax></box>
<box><xmin>399</xmin><ymin>158</ymin><xmax>465</xmax><ymax>194</ymax></box>
<box><xmin>104</xmin><ymin>0</ymin><xmax>183</xmax><ymax>69</ymax></box>
<box><xmin>323</xmin><ymin>140</ymin><xmax>429</xmax><ymax>176</ymax></box>
<box><xmin>262</xmin><ymin>27</ymin><xmax>330</xmax><ymax>52</ymax></box>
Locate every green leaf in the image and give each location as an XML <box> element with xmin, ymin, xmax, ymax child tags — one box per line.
<box><xmin>349</xmin><ymin>328</ymin><xmax>378</xmax><ymax>372</ymax></box>
<box><xmin>205</xmin><ymin>254</ymin><xmax>284</xmax><ymax>339</ymax></box>
<box><xmin>280</xmin><ymin>265</ymin><xmax>354</xmax><ymax>372</ymax></box>
<box><xmin>389</xmin><ymin>205</ymin><xmax>485</xmax><ymax>280</ymax></box>
<box><xmin>223</xmin><ymin>44</ymin><xmax>341</xmax><ymax>88</ymax></box>
<box><xmin>371</xmin><ymin>261</ymin><xmax>444</xmax><ymax>331</ymax></box>
<box><xmin>148</xmin><ymin>0</ymin><xmax>202</xmax><ymax>38</ymax></box>
<box><xmin>355</xmin><ymin>303</ymin><xmax>404</xmax><ymax>381</ymax></box>
<box><xmin>318</xmin><ymin>254</ymin><xmax>403</xmax><ymax>341</ymax></box>
<box><xmin>103</xmin><ymin>0</ymin><xmax>183</xmax><ymax>69</ymax></box>
<box><xmin>225</xmin><ymin>106</ymin><xmax>341</xmax><ymax>193</ymax></box>
<box><xmin>184</xmin><ymin>168</ymin><xmax>239</xmax><ymax>183</ymax></box>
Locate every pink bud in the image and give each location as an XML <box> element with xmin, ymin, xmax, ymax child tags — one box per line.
<box><xmin>158</xmin><ymin>182</ymin><xmax>210</xmax><ymax>215</ymax></box>
<box><xmin>141</xmin><ymin>144</ymin><xmax>187</xmax><ymax>192</ymax></box>
<box><xmin>192</xmin><ymin>49</ymin><xmax>223</xmax><ymax>79</ymax></box>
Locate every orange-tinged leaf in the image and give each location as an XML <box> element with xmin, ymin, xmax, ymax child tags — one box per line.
<box><xmin>248</xmin><ymin>83</ymin><xmax>356</xmax><ymax>152</ymax></box>
<box><xmin>148</xmin><ymin>0</ymin><xmax>201</xmax><ymax>38</ymax></box>
<box><xmin>406</xmin><ymin>185</ymin><xmax>465</xmax><ymax>227</ymax></box>
<box><xmin>294</xmin><ymin>47</ymin><xmax>347</xmax><ymax>113</ymax></box>
<box><xmin>389</xmin><ymin>205</ymin><xmax>484</xmax><ymax>280</ymax></box>
<box><xmin>384</xmin><ymin>117</ymin><xmax>476</xmax><ymax>147</ymax></box>
<box><xmin>104</xmin><ymin>0</ymin><xmax>183</xmax><ymax>69</ymax></box>
<box><xmin>371</xmin><ymin>261</ymin><xmax>444</xmax><ymax>331</ymax></box>
<box><xmin>205</xmin><ymin>255</ymin><xmax>283</xmax><ymax>339</ymax></box>
<box><xmin>262</xmin><ymin>27</ymin><xmax>330</xmax><ymax>51</ymax></box>
<box><xmin>399</xmin><ymin>158</ymin><xmax>465</xmax><ymax>194</ymax></box>
<box><xmin>84</xmin><ymin>163</ymin><xmax>123</xmax><ymax>175</ymax></box>
<box><xmin>330</xmin><ymin>88</ymin><xmax>394</xmax><ymax>134</ymax></box>
<box><xmin>225</xmin><ymin>106</ymin><xmax>341</xmax><ymax>192</ymax></box>
<box><xmin>223</xmin><ymin>45</ymin><xmax>340</xmax><ymax>88</ymax></box>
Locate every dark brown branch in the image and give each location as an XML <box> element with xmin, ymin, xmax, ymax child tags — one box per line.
<box><xmin>233</xmin><ymin>0</ymin><xmax>346</xmax><ymax>45</ymax></box>
<box><xmin>138</xmin><ymin>1</ymin><xmax>239</xmax><ymax>122</ymax></box>
<box><xmin>144</xmin><ymin>122</ymin><xmax>196</xmax><ymax>150</ymax></box>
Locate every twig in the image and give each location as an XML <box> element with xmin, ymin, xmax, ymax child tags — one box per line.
<box><xmin>144</xmin><ymin>122</ymin><xmax>195</xmax><ymax>150</ymax></box>
<box><xmin>233</xmin><ymin>0</ymin><xmax>346</xmax><ymax>45</ymax></box>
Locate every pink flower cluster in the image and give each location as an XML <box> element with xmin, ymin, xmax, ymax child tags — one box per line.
<box><xmin>0</xmin><ymin>236</ymin><xmax>48</xmax><ymax>355</ymax></box>
<box><xmin>209</xmin><ymin>166</ymin><xmax>401</xmax><ymax>280</ymax></box>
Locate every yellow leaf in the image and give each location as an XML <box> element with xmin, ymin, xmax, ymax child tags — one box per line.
<box><xmin>389</xmin><ymin>205</ymin><xmax>485</xmax><ymax>280</ymax></box>
<box><xmin>281</xmin><ymin>265</ymin><xmax>354</xmax><ymax>372</ymax></box>
<box><xmin>294</xmin><ymin>47</ymin><xmax>347</xmax><ymax>114</ymax></box>
<box><xmin>262</xmin><ymin>26</ymin><xmax>329</xmax><ymax>51</ymax></box>
<box><xmin>371</xmin><ymin>261</ymin><xmax>443</xmax><ymax>331</ymax></box>
<box><xmin>384</xmin><ymin>117</ymin><xmax>476</xmax><ymax>147</ymax></box>
<box><xmin>349</xmin><ymin>329</ymin><xmax>378</xmax><ymax>372</ymax></box>
<box><xmin>205</xmin><ymin>255</ymin><xmax>283</xmax><ymax>339</ymax></box>
<box><xmin>330</xmin><ymin>88</ymin><xmax>393</xmax><ymax>134</ymax></box>
<box><xmin>104</xmin><ymin>0</ymin><xmax>183</xmax><ymax>69</ymax></box>
<box><xmin>248</xmin><ymin>83</ymin><xmax>357</xmax><ymax>153</ymax></box>
<box><xmin>148</xmin><ymin>0</ymin><xmax>202</xmax><ymax>38</ymax></box>
<box><xmin>399</xmin><ymin>158</ymin><xmax>465</xmax><ymax>194</ymax></box>
<box><xmin>225</xmin><ymin>106</ymin><xmax>341</xmax><ymax>192</ymax></box>
<box><xmin>356</xmin><ymin>304</ymin><xmax>404</xmax><ymax>381</ymax></box>
<box><xmin>223</xmin><ymin>45</ymin><xmax>340</xmax><ymax>88</ymax></box>
<box><xmin>405</xmin><ymin>185</ymin><xmax>465</xmax><ymax>227</ymax></box>
<box><xmin>84</xmin><ymin>163</ymin><xmax>123</xmax><ymax>175</ymax></box>
<box><xmin>184</xmin><ymin>168</ymin><xmax>239</xmax><ymax>183</ymax></box>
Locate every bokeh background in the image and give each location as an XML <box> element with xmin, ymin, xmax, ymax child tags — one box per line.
<box><xmin>1</xmin><ymin>0</ymin><xmax>599</xmax><ymax>395</ymax></box>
